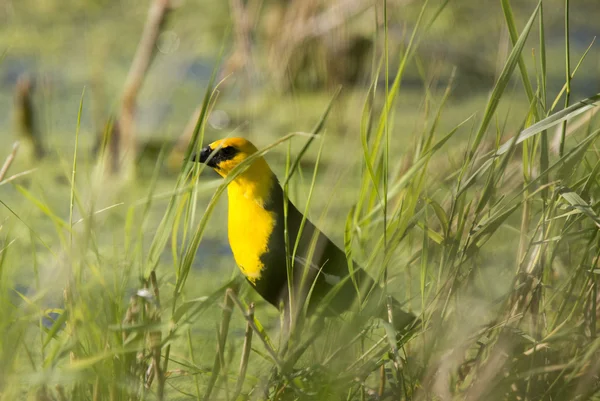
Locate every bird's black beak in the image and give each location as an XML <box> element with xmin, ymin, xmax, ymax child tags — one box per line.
<box><xmin>191</xmin><ymin>146</ymin><xmax>215</xmax><ymax>167</ymax></box>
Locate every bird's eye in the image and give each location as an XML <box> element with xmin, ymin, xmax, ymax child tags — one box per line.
<box><xmin>221</xmin><ymin>147</ymin><xmax>236</xmax><ymax>157</ymax></box>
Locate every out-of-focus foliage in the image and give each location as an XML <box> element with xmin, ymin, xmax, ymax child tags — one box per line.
<box><xmin>2</xmin><ymin>0</ymin><xmax>600</xmax><ymax>400</ymax></box>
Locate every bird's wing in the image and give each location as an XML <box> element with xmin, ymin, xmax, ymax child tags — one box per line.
<box><xmin>266</xmin><ymin>184</ymin><xmax>417</xmax><ymax>330</ymax></box>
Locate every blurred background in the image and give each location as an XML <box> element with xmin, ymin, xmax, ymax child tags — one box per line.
<box><xmin>1</xmin><ymin>0</ymin><xmax>599</xmax><ymax>289</ymax></box>
<box><xmin>1</xmin><ymin>0</ymin><xmax>598</xmax><ymax>158</ymax></box>
<box><xmin>2</xmin><ymin>0</ymin><xmax>600</xmax><ymax>399</ymax></box>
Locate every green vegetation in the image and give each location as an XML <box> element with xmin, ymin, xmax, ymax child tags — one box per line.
<box><xmin>2</xmin><ymin>0</ymin><xmax>600</xmax><ymax>399</ymax></box>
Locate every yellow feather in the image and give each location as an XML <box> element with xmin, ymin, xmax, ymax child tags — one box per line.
<box><xmin>209</xmin><ymin>139</ymin><xmax>276</xmax><ymax>283</ymax></box>
<box><xmin>227</xmin><ymin>180</ymin><xmax>275</xmax><ymax>282</ymax></box>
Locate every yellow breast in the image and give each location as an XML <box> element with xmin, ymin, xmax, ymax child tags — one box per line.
<box><xmin>227</xmin><ymin>180</ymin><xmax>276</xmax><ymax>283</ymax></box>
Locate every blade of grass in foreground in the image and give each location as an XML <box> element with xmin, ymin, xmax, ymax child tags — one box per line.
<box><xmin>282</xmin><ymin>88</ymin><xmax>340</xmax><ymax>326</ymax></box>
<box><xmin>359</xmin><ymin>0</ymin><xmax>432</xmax><ymax>207</ymax></box>
<box><xmin>559</xmin><ymin>0</ymin><xmax>571</xmax><ymax>157</ymax></box>
<box><xmin>69</xmin><ymin>88</ymin><xmax>85</xmax><ymax>248</ymax></box>
<box><xmin>144</xmin><ymin>56</ymin><xmax>221</xmax><ymax>276</ymax></box>
<box><xmin>502</xmin><ymin>0</ymin><xmax>538</xmax><ymax>120</ymax></box>
<box><xmin>458</xmin><ymin>94</ymin><xmax>600</xmax><ymax>200</ymax></box>
<box><xmin>549</xmin><ymin>37</ymin><xmax>596</xmax><ymax>114</ymax></box>
<box><xmin>359</xmin><ymin>117</ymin><xmax>470</xmax><ymax>226</ymax></box>
<box><xmin>496</xmin><ymin>93</ymin><xmax>600</xmax><ymax>156</ymax></box>
<box><xmin>460</xmin><ymin>1</ymin><xmax>540</xmax><ymax>181</ymax></box>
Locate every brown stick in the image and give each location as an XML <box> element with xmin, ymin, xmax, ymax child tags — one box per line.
<box><xmin>226</xmin><ymin>289</ymin><xmax>284</xmax><ymax>369</ymax></box>
<box><xmin>290</xmin><ymin>0</ymin><xmax>373</xmax><ymax>43</ymax></box>
<box><xmin>110</xmin><ymin>0</ymin><xmax>172</xmax><ymax>174</ymax></box>
<box><xmin>222</xmin><ymin>0</ymin><xmax>254</xmax><ymax>79</ymax></box>
<box><xmin>225</xmin><ymin>290</ymin><xmax>303</xmax><ymax>394</ymax></box>
<box><xmin>14</xmin><ymin>75</ymin><xmax>45</xmax><ymax>159</ymax></box>
<box><xmin>378</xmin><ymin>364</ymin><xmax>386</xmax><ymax>397</ymax></box>
<box><xmin>268</xmin><ymin>0</ymin><xmax>375</xmax><ymax>86</ymax></box>
<box><xmin>0</xmin><ymin>142</ymin><xmax>20</xmax><ymax>182</ymax></box>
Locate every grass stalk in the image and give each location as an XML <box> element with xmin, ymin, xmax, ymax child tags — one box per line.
<box><xmin>232</xmin><ymin>303</ymin><xmax>255</xmax><ymax>400</ymax></box>
<box><xmin>559</xmin><ymin>0</ymin><xmax>571</xmax><ymax>157</ymax></box>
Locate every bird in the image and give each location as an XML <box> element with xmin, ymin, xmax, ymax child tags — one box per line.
<box><xmin>193</xmin><ymin>137</ymin><xmax>416</xmax><ymax>333</ymax></box>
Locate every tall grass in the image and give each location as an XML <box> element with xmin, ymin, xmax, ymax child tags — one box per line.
<box><xmin>1</xmin><ymin>1</ymin><xmax>600</xmax><ymax>400</ymax></box>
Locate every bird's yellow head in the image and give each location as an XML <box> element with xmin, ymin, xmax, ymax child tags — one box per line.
<box><xmin>193</xmin><ymin>137</ymin><xmax>268</xmax><ymax>178</ymax></box>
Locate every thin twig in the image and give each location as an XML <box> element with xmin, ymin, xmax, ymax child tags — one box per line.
<box><xmin>222</xmin><ymin>289</ymin><xmax>305</xmax><ymax>396</ymax></box>
<box><xmin>226</xmin><ymin>288</ymin><xmax>284</xmax><ymax>369</ymax></box>
<box><xmin>232</xmin><ymin>303</ymin><xmax>255</xmax><ymax>400</ymax></box>
<box><xmin>0</xmin><ymin>142</ymin><xmax>20</xmax><ymax>182</ymax></box>
<box><xmin>223</xmin><ymin>0</ymin><xmax>253</xmax><ymax>78</ymax></box>
<box><xmin>291</xmin><ymin>0</ymin><xmax>374</xmax><ymax>43</ymax></box>
<box><xmin>14</xmin><ymin>75</ymin><xmax>45</xmax><ymax>158</ymax></box>
<box><xmin>110</xmin><ymin>0</ymin><xmax>172</xmax><ymax>173</ymax></box>
<box><xmin>378</xmin><ymin>364</ymin><xmax>386</xmax><ymax>397</ymax></box>
<box><xmin>0</xmin><ymin>167</ymin><xmax>37</xmax><ymax>186</ymax></box>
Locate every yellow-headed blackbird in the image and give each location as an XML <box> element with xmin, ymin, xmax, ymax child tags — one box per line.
<box><xmin>193</xmin><ymin>137</ymin><xmax>416</xmax><ymax>331</ymax></box>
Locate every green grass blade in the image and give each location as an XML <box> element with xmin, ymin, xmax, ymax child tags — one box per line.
<box><xmin>496</xmin><ymin>93</ymin><xmax>600</xmax><ymax>156</ymax></box>
<box><xmin>463</xmin><ymin>2</ymin><xmax>540</xmax><ymax>170</ymax></box>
